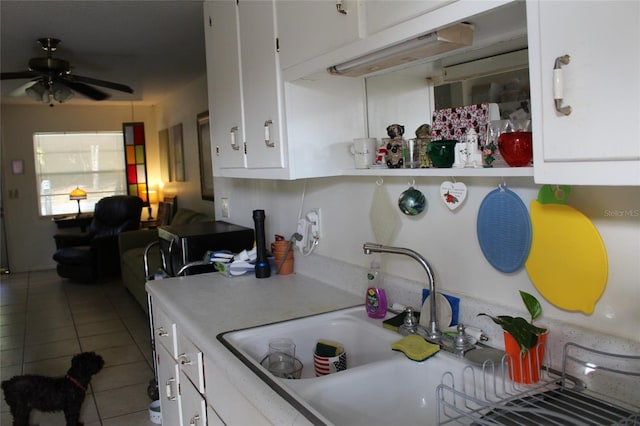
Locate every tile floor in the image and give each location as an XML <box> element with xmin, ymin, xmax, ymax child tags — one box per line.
<box><xmin>1</xmin><ymin>270</ymin><xmax>158</xmax><ymax>425</ymax></box>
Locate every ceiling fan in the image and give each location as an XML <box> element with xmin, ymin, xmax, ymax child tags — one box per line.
<box><xmin>1</xmin><ymin>37</ymin><xmax>134</xmax><ymax>105</ymax></box>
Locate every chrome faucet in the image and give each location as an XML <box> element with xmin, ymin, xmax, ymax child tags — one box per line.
<box><xmin>363</xmin><ymin>243</ymin><xmax>442</xmax><ymax>343</ymax></box>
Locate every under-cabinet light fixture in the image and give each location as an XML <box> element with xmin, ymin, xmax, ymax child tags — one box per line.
<box><xmin>442</xmin><ymin>48</ymin><xmax>529</xmax><ymax>83</ymax></box>
<box><xmin>328</xmin><ymin>22</ymin><xmax>474</xmax><ymax>77</ymax></box>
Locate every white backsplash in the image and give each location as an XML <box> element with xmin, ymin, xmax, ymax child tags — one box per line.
<box><xmin>295</xmin><ymin>253</ymin><xmax>640</xmax><ymax>373</ymax></box>
<box><xmin>215</xmin><ymin>176</ymin><xmax>640</xmax><ymax>342</ymax></box>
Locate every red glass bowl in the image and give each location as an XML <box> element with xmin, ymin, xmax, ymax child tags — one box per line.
<box><xmin>498</xmin><ymin>131</ymin><xmax>532</xmax><ymax>167</ymax></box>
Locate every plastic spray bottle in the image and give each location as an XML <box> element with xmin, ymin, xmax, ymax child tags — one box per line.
<box><xmin>365</xmin><ymin>260</ymin><xmax>387</xmax><ymax>318</ymax></box>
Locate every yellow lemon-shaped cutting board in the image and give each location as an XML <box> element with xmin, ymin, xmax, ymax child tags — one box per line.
<box><xmin>525</xmin><ymin>200</ymin><xmax>608</xmax><ymax>314</ymax></box>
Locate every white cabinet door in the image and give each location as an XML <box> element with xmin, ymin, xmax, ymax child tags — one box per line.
<box><xmin>528</xmin><ymin>0</ymin><xmax>640</xmax><ymax>185</ymax></box>
<box><xmin>180</xmin><ymin>371</ymin><xmax>207</xmax><ymax>426</ymax></box>
<box><xmin>153</xmin><ymin>305</ymin><xmax>178</xmax><ymax>358</ymax></box>
<box><xmin>204</xmin><ymin>0</ymin><xmax>246</xmax><ymax>171</ymax></box>
<box><xmin>364</xmin><ymin>0</ymin><xmax>454</xmax><ymax>35</ymax></box>
<box><xmin>238</xmin><ymin>0</ymin><xmax>286</xmax><ymax>169</ymax></box>
<box><xmin>277</xmin><ymin>0</ymin><xmax>362</xmax><ymax>70</ymax></box>
<box><xmin>177</xmin><ymin>333</ymin><xmax>205</xmax><ymax>394</ymax></box>
<box><xmin>157</xmin><ymin>345</ymin><xmax>182</xmax><ymax>426</ymax></box>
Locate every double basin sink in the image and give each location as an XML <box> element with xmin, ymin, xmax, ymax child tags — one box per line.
<box><xmin>218</xmin><ymin>306</ymin><xmax>479</xmax><ymax>425</ymax></box>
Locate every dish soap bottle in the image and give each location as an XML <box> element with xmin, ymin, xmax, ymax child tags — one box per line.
<box><xmin>365</xmin><ymin>260</ymin><xmax>387</xmax><ymax>318</ymax></box>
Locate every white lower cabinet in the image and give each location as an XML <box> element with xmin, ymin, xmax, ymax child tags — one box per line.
<box><xmin>157</xmin><ymin>345</ymin><xmax>182</xmax><ymax>425</ymax></box>
<box><xmin>153</xmin><ymin>304</ymin><xmax>208</xmax><ymax>426</ymax></box>
<box><xmin>152</xmin><ymin>298</ymin><xmax>268</xmax><ymax>425</ymax></box>
<box><xmin>180</xmin><ymin>370</ymin><xmax>207</xmax><ymax>426</ymax></box>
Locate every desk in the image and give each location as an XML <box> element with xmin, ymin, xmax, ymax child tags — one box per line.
<box><xmin>52</xmin><ymin>214</ymin><xmax>93</xmax><ymax>232</ymax></box>
<box><xmin>140</xmin><ymin>219</ymin><xmax>158</xmax><ymax>230</ymax></box>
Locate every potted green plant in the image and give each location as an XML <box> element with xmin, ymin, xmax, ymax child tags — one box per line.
<box><xmin>478</xmin><ymin>290</ymin><xmax>548</xmax><ymax>384</ymax></box>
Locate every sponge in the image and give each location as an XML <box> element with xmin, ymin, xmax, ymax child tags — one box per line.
<box><xmin>382</xmin><ymin>311</ymin><xmax>422</xmax><ymax>332</ymax></box>
<box><xmin>382</xmin><ymin>313</ymin><xmax>406</xmax><ymax>332</ymax></box>
<box><xmin>391</xmin><ymin>335</ymin><xmax>440</xmax><ymax>362</ymax></box>
<box><xmin>315</xmin><ymin>339</ymin><xmax>344</xmax><ymax>357</ymax></box>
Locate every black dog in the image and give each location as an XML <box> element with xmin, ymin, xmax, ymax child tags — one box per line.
<box><xmin>2</xmin><ymin>352</ymin><xmax>104</xmax><ymax>426</ymax></box>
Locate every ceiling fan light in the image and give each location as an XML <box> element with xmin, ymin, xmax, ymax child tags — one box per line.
<box><xmin>52</xmin><ymin>82</ymin><xmax>74</xmax><ymax>103</ymax></box>
<box><xmin>25</xmin><ymin>81</ymin><xmax>48</xmax><ymax>102</ymax></box>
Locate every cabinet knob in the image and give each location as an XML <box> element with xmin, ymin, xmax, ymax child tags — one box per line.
<box><xmin>264</xmin><ymin>120</ymin><xmax>275</xmax><ymax>147</ymax></box>
<box><xmin>156</xmin><ymin>327</ymin><xmax>168</xmax><ymax>337</ymax></box>
<box><xmin>178</xmin><ymin>353</ymin><xmax>192</xmax><ymax>366</ymax></box>
<box><xmin>553</xmin><ymin>54</ymin><xmax>572</xmax><ymax>116</ymax></box>
<box><xmin>336</xmin><ymin>0</ymin><xmax>347</xmax><ymax>15</ymax></box>
<box><xmin>190</xmin><ymin>414</ymin><xmax>201</xmax><ymax>426</ymax></box>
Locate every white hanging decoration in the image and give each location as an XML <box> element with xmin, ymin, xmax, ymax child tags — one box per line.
<box><xmin>440</xmin><ymin>181</ymin><xmax>468</xmax><ymax>211</ymax></box>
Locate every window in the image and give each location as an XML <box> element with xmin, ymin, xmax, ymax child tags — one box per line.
<box><xmin>34</xmin><ymin>132</ymin><xmax>126</xmax><ymax>216</ymax></box>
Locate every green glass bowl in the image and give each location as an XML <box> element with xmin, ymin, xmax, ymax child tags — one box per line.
<box><xmin>427</xmin><ymin>140</ymin><xmax>457</xmax><ymax>168</ymax></box>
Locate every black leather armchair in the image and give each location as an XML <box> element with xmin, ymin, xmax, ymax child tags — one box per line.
<box><xmin>53</xmin><ymin>195</ymin><xmax>143</xmax><ymax>283</ymax></box>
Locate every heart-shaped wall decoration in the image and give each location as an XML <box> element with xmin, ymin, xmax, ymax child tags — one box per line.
<box><xmin>440</xmin><ymin>181</ymin><xmax>467</xmax><ymax>211</ymax></box>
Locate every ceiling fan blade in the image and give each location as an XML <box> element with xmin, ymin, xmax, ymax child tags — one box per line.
<box><xmin>9</xmin><ymin>80</ymin><xmax>39</xmax><ymax>97</ymax></box>
<box><xmin>1</xmin><ymin>71</ymin><xmax>39</xmax><ymax>80</ymax></box>
<box><xmin>72</xmin><ymin>74</ymin><xmax>134</xmax><ymax>94</ymax></box>
<box><xmin>63</xmin><ymin>80</ymin><xmax>110</xmax><ymax>101</ymax></box>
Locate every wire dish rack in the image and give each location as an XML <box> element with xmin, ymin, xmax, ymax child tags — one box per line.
<box><xmin>436</xmin><ymin>342</ymin><xmax>640</xmax><ymax>425</ymax></box>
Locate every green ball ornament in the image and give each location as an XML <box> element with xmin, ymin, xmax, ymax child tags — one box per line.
<box><xmin>398</xmin><ymin>186</ymin><xmax>426</xmax><ymax>216</ymax></box>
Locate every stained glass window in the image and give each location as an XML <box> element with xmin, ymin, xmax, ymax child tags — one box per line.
<box><xmin>123</xmin><ymin>122</ymin><xmax>149</xmax><ymax>204</ymax></box>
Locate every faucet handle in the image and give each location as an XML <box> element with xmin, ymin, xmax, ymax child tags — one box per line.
<box><xmin>403</xmin><ymin>307</ymin><xmax>418</xmax><ymax>327</ymax></box>
<box><xmin>398</xmin><ymin>307</ymin><xmax>420</xmax><ymax>336</ymax></box>
<box><xmin>454</xmin><ymin>323</ymin><xmax>474</xmax><ymax>351</ymax></box>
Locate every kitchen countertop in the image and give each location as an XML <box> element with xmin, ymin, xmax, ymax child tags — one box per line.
<box><xmin>146</xmin><ymin>271</ymin><xmax>363</xmax><ymax>425</ymax></box>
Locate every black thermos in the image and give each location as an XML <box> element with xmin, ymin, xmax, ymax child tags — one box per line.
<box><xmin>253</xmin><ymin>209</ymin><xmax>270</xmax><ymax>278</ymax></box>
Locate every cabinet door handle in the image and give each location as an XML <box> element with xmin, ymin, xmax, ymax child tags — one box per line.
<box><xmin>264</xmin><ymin>120</ymin><xmax>275</xmax><ymax>147</ymax></box>
<box><xmin>189</xmin><ymin>414</ymin><xmax>201</xmax><ymax>426</ymax></box>
<box><xmin>336</xmin><ymin>0</ymin><xmax>347</xmax><ymax>15</ymax></box>
<box><xmin>178</xmin><ymin>353</ymin><xmax>192</xmax><ymax>366</ymax></box>
<box><xmin>165</xmin><ymin>378</ymin><xmax>177</xmax><ymax>401</ymax></box>
<box><xmin>156</xmin><ymin>327</ymin><xmax>168</xmax><ymax>337</ymax></box>
<box><xmin>230</xmin><ymin>126</ymin><xmax>240</xmax><ymax>150</ymax></box>
<box><xmin>553</xmin><ymin>54</ymin><xmax>572</xmax><ymax>116</ymax></box>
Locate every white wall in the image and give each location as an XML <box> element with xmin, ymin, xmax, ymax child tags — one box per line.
<box><xmin>212</xmin><ymin>175</ymin><xmax>640</xmax><ymax>342</ymax></box>
<box><xmin>154</xmin><ymin>74</ymin><xmax>213</xmax><ymax>216</ymax></box>
<box><xmin>0</xmin><ymin>104</ymin><xmax>156</xmax><ymax>271</ymax></box>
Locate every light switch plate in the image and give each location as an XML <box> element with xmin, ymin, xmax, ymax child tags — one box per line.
<box><xmin>221</xmin><ymin>198</ymin><xmax>230</xmax><ymax>218</ymax></box>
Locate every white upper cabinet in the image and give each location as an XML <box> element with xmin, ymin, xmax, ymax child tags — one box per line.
<box><xmin>238</xmin><ymin>0</ymin><xmax>286</xmax><ymax>170</ymax></box>
<box><xmin>364</xmin><ymin>0</ymin><xmax>455</xmax><ymax>35</ymax></box>
<box><xmin>204</xmin><ymin>0</ymin><xmax>366</xmax><ymax>179</ymax></box>
<box><xmin>204</xmin><ymin>0</ymin><xmax>638</xmax><ymax>182</ymax></box>
<box><xmin>527</xmin><ymin>0</ymin><xmax>640</xmax><ymax>185</ymax></box>
<box><xmin>204</xmin><ymin>0</ymin><xmax>246</xmax><ymax>170</ymax></box>
<box><xmin>277</xmin><ymin>0</ymin><xmax>362</xmax><ymax>70</ymax></box>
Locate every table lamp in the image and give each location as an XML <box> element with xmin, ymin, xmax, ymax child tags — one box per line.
<box><xmin>147</xmin><ymin>189</ymin><xmax>158</xmax><ymax>220</ymax></box>
<box><xmin>69</xmin><ymin>187</ymin><xmax>87</xmax><ymax>216</ymax></box>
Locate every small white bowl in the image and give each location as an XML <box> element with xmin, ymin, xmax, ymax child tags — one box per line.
<box><xmin>149</xmin><ymin>400</ymin><xmax>162</xmax><ymax>424</ymax></box>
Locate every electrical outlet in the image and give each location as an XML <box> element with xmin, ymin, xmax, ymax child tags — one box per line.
<box><xmin>295</xmin><ymin>208</ymin><xmax>321</xmax><ymax>253</ymax></box>
<box><xmin>221</xmin><ymin>198</ymin><xmax>230</xmax><ymax>218</ymax></box>
<box><xmin>307</xmin><ymin>208</ymin><xmax>321</xmax><ymax>239</ymax></box>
